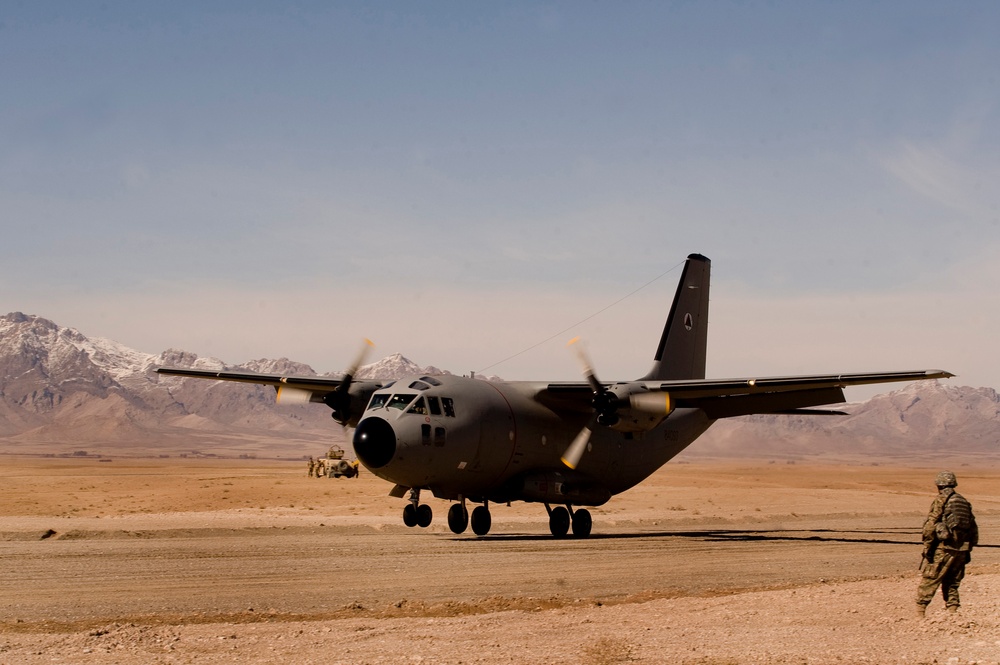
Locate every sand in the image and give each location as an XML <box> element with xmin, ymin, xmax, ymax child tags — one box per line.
<box><xmin>1</xmin><ymin>455</ymin><xmax>998</xmax><ymax>664</ymax></box>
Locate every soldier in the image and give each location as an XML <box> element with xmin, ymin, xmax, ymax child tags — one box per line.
<box><xmin>307</xmin><ymin>457</ymin><xmax>315</xmax><ymax>477</ymax></box>
<box><xmin>916</xmin><ymin>470</ymin><xmax>978</xmax><ymax>617</ymax></box>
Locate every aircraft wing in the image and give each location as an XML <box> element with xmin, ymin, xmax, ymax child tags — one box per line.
<box><xmin>156</xmin><ymin>366</ymin><xmax>387</xmax><ymax>424</ymax></box>
<box><xmin>157</xmin><ymin>367</ymin><xmax>342</xmax><ymax>390</ymax></box>
<box><xmin>541</xmin><ymin>369</ymin><xmax>954</xmax><ymax>419</ymax></box>
<box><xmin>156</xmin><ymin>367</ymin><xmax>352</xmax><ymax>405</ymax></box>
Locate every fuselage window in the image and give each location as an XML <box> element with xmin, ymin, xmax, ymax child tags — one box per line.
<box><xmin>427</xmin><ymin>396</ymin><xmax>442</xmax><ymax>416</ymax></box>
<box><xmin>406</xmin><ymin>397</ymin><xmax>428</xmax><ymax>415</ymax></box>
<box><xmin>387</xmin><ymin>394</ymin><xmax>416</xmax><ymax>411</ymax></box>
<box><xmin>442</xmin><ymin>397</ymin><xmax>456</xmax><ymax>418</ymax></box>
<box><xmin>368</xmin><ymin>394</ymin><xmax>389</xmax><ymax>410</ymax></box>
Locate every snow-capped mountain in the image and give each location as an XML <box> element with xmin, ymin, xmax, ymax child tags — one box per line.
<box><xmin>0</xmin><ymin>313</ymin><xmax>450</xmax><ymax>454</ymax></box>
<box><xmin>356</xmin><ymin>353</ymin><xmax>449</xmax><ymax>380</ymax></box>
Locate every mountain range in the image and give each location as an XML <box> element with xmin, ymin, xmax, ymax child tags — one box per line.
<box><xmin>1</xmin><ymin>311</ymin><xmax>997</xmax><ymax>461</ymax></box>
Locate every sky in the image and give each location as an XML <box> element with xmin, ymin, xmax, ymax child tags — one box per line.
<box><xmin>2</xmin><ymin>2</ymin><xmax>999</xmax><ymax>399</ymax></box>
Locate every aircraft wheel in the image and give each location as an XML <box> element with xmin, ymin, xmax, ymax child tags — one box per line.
<box><xmin>447</xmin><ymin>503</ymin><xmax>469</xmax><ymax>534</ymax></box>
<box><xmin>416</xmin><ymin>503</ymin><xmax>433</xmax><ymax>528</ymax></box>
<box><xmin>571</xmin><ymin>508</ymin><xmax>592</xmax><ymax>538</ymax></box>
<box><xmin>402</xmin><ymin>503</ymin><xmax>418</xmax><ymax>527</ymax></box>
<box><xmin>549</xmin><ymin>506</ymin><xmax>570</xmax><ymax>538</ymax></box>
<box><xmin>470</xmin><ymin>506</ymin><xmax>492</xmax><ymax>536</ymax></box>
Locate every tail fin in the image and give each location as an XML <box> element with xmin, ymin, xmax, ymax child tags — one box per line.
<box><xmin>640</xmin><ymin>253</ymin><xmax>711</xmax><ymax>381</ymax></box>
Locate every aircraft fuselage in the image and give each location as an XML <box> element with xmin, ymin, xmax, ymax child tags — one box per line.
<box><xmin>352</xmin><ymin>373</ymin><xmax>713</xmax><ymax>506</ymax></box>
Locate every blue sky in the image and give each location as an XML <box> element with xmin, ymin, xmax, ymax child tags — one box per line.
<box><xmin>2</xmin><ymin>2</ymin><xmax>998</xmax><ymax>397</ymax></box>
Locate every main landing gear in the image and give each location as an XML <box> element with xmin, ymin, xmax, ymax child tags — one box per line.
<box><xmin>545</xmin><ymin>503</ymin><xmax>592</xmax><ymax>538</ymax></box>
<box><xmin>446</xmin><ymin>498</ymin><xmax>490</xmax><ymax>536</ymax></box>
<box><xmin>403</xmin><ymin>492</ymin><xmax>593</xmax><ymax>539</ymax></box>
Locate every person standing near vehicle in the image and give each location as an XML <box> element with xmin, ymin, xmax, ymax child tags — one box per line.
<box><xmin>916</xmin><ymin>471</ymin><xmax>978</xmax><ymax>617</ymax></box>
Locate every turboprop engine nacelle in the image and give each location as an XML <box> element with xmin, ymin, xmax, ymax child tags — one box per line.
<box><xmin>605</xmin><ymin>383</ymin><xmax>675</xmax><ymax>433</ymax></box>
<box><xmin>276</xmin><ymin>386</ymin><xmax>314</xmax><ymax>405</ymax></box>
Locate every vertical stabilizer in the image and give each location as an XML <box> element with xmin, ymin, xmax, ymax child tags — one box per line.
<box><xmin>640</xmin><ymin>253</ymin><xmax>710</xmax><ymax>381</ymax></box>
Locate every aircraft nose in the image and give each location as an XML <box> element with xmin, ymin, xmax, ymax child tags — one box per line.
<box><xmin>353</xmin><ymin>416</ymin><xmax>396</xmax><ymax>469</ymax></box>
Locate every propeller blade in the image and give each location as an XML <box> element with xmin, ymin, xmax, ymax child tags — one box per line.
<box><xmin>341</xmin><ymin>338</ymin><xmax>376</xmax><ymax>388</ymax></box>
<box><xmin>567</xmin><ymin>337</ymin><xmax>603</xmax><ymax>394</ymax></box>
<box><xmin>561</xmin><ymin>425</ymin><xmax>592</xmax><ymax>470</ymax></box>
<box><xmin>328</xmin><ymin>339</ymin><xmax>375</xmax><ymax>425</ymax></box>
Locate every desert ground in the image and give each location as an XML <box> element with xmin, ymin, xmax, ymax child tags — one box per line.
<box><xmin>1</xmin><ymin>454</ymin><xmax>998</xmax><ymax>664</ymax></box>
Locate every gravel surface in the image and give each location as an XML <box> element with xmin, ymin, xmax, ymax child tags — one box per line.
<box><xmin>2</xmin><ymin>574</ymin><xmax>999</xmax><ymax>664</ymax></box>
<box><xmin>2</xmin><ymin>457</ymin><xmax>997</xmax><ymax>664</ymax></box>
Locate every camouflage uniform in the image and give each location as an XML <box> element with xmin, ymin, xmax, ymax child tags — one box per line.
<box><xmin>916</xmin><ymin>471</ymin><xmax>978</xmax><ymax>615</ymax></box>
<box><xmin>307</xmin><ymin>457</ymin><xmax>315</xmax><ymax>477</ymax></box>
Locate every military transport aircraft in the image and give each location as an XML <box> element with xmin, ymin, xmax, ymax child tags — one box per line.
<box><xmin>157</xmin><ymin>254</ymin><xmax>952</xmax><ymax>538</ymax></box>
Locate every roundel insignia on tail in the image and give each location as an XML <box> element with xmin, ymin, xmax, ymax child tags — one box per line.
<box><xmin>684</xmin><ymin>313</ymin><xmax>693</xmax><ymax>331</ymax></box>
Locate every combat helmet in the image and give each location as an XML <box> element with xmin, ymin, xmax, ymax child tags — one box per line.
<box><xmin>935</xmin><ymin>470</ymin><xmax>957</xmax><ymax>488</ymax></box>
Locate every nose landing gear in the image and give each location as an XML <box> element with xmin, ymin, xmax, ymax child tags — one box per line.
<box><xmin>402</xmin><ymin>488</ymin><xmax>433</xmax><ymax>528</ymax></box>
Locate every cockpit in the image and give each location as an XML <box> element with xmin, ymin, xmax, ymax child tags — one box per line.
<box><xmin>365</xmin><ymin>376</ymin><xmax>457</xmax><ymax>418</ymax></box>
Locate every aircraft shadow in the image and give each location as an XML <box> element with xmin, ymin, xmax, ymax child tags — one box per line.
<box><xmin>456</xmin><ymin>529</ymin><xmax>999</xmax><ymax>547</ymax></box>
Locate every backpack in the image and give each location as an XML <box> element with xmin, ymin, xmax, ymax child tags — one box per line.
<box><xmin>941</xmin><ymin>492</ymin><xmax>974</xmax><ymax>544</ymax></box>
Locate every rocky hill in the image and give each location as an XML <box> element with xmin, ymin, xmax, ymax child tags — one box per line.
<box><xmin>1</xmin><ymin>311</ymin><xmax>997</xmax><ymax>460</ymax></box>
<box><xmin>0</xmin><ymin>313</ymin><xmax>449</xmax><ymax>457</ymax></box>
<box><xmin>698</xmin><ymin>380</ymin><xmax>1000</xmax><ymax>461</ymax></box>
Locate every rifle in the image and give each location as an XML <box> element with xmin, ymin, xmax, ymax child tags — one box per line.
<box><xmin>919</xmin><ymin>541</ymin><xmax>937</xmax><ymax>571</ymax></box>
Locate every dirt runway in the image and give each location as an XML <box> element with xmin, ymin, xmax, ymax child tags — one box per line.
<box><xmin>1</xmin><ymin>456</ymin><xmax>998</xmax><ymax>663</ymax></box>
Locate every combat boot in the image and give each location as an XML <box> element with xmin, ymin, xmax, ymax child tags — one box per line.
<box><xmin>946</xmin><ymin>605</ymin><xmax>959</xmax><ymax>614</ymax></box>
<box><xmin>915</xmin><ymin>604</ymin><xmax>926</xmax><ymax>618</ymax></box>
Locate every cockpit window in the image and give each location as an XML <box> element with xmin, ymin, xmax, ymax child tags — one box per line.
<box><xmin>368</xmin><ymin>393</ymin><xmax>389</xmax><ymax>410</ymax></box>
<box><xmin>442</xmin><ymin>397</ymin><xmax>456</xmax><ymax>418</ymax></box>
<box><xmin>387</xmin><ymin>394</ymin><xmax>416</xmax><ymax>411</ymax></box>
<box><xmin>406</xmin><ymin>397</ymin><xmax>428</xmax><ymax>415</ymax></box>
<box><xmin>408</xmin><ymin>380</ymin><xmax>431</xmax><ymax>391</ymax></box>
<box><xmin>420</xmin><ymin>376</ymin><xmax>442</xmax><ymax>386</ymax></box>
<box><xmin>427</xmin><ymin>396</ymin><xmax>442</xmax><ymax>416</ymax></box>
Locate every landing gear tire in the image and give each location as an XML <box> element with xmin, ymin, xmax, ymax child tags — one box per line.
<box><xmin>549</xmin><ymin>506</ymin><xmax>570</xmax><ymax>538</ymax></box>
<box><xmin>402</xmin><ymin>503</ymin><xmax>417</xmax><ymax>527</ymax></box>
<box><xmin>470</xmin><ymin>505</ymin><xmax>492</xmax><ymax>536</ymax></box>
<box><xmin>416</xmin><ymin>503</ymin><xmax>433</xmax><ymax>528</ymax></box>
<box><xmin>447</xmin><ymin>503</ymin><xmax>469</xmax><ymax>534</ymax></box>
<box><xmin>571</xmin><ymin>508</ymin><xmax>592</xmax><ymax>538</ymax></box>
